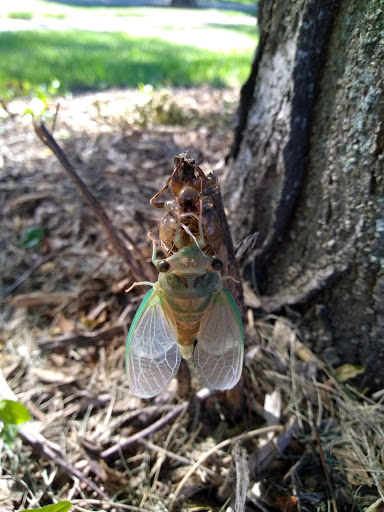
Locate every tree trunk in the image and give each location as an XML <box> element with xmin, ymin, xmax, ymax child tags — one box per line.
<box><xmin>225</xmin><ymin>0</ymin><xmax>384</xmax><ymax>388</ymax></box>
<box><xmin>171</xmin><ymin>0</ymin><xmax>197</xmax><ymax>7</ymax></box>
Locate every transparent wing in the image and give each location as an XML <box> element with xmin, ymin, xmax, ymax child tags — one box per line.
<box><xmin>126</xmin><ymin>288</ymin><xmax>181</xmax><ymax>398</ymax></box>
<box><xmin>194</xmin><ymin>287</ymin><xmax>244</xmax><ymax>390</ymax></box>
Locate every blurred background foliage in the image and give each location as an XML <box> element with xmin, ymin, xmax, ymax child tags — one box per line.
<box><xmin>0</xmin><ymin>0</ymin><xmax>258</xmax><ymax>101</ymax></box>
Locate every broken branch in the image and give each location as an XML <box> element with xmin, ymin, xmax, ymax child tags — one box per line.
<box><xmin>33</xmin><ymin>121</ymin><xmax>150</xmax><ymax>282</ymax></box>
<box><xmin>101</xmin><ymin>401</ymin><xmax>189</xmax><ymax>460</ymax></box>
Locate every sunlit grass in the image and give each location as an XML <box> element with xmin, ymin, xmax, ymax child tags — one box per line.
<box><xmin>0</xmin><ymin>29</ymin><xmax>256</xmax><ymax>91</ymax></box>
<box><xmin>0</xmin><ymin>1</ymin><xmax>258</xmax><ymax>94</ymax></box>
<box><xmin>1</xmin><ymin>0</ymin><xmax>257</xmax><ymax>18</ymax></box>
<box><xmin>7</xmin><ymin>11</ymin><xmax>34</xmax><ymax>19</ymax></box>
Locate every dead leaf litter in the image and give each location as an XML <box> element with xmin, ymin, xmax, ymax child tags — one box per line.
<box><xmin>0</xmin><ymin>87</ymin><xmax>383</xmax><ymax>511</ymax></box>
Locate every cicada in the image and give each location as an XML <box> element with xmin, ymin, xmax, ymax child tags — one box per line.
<box><xmin>126</xmin><ymin>160</ymin><xmax>243</xmax><ymax>398</ymax></box>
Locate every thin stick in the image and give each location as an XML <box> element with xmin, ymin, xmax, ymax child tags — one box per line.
<box><xmin>0</xmin><ymin>249</ymin><xmax>60</xmax><ymax>299</ymax></box>
<box><xmin>139</xmin><ymin>439</ymin><xmax>223</xmax><ymax>483</ymax></box>
<box><xmin>0</xmin><ymin>369</ymin><xmax>107</xmax><ymax>499</ymax></box>
<box><xmin>120</xmin><ymin>229</ymin><xmax>157</xmax><ymax>282</ymax></box>
<box><xmin>209</xmin><ymin>170</ymin><xmax>245</xmax><ymax>317</ymax></box>
<box><xmin>37</xmin><ymin>324</ymin><xmax>125</xmax><ymax>350</ymax></box>
<box><xmin>19</xmin><ymin>423</ymin><xmax>108</xmax><ymax>499</ymax></box>
<box><xmin>33</xmin><ymin>121</ymin><xmax>149</xmax><ymax>283</ymax></box>
<box><xmin>312</xmin><ymin>421</ymin><xmax>338</xmax><ymax>512</ymax></box>
<box><xmin>169</xmin><ymin>425</ymin><xmax>284</xmax><ymax>511</ymax></box>
<box><xmin>101</xmin><ymin>402</ymin><xmax>189</xmax><ymax>460</ymax></box>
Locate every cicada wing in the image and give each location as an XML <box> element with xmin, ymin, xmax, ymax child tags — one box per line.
<box><xmin>126</xmin><ymin>288</ymin><xmax>181</xmax><ymax>398</ymax></box>
<box><xmin>194</xmin><ymin>287</ymin><xmax>244</xmax><ymax>390</ymax></box>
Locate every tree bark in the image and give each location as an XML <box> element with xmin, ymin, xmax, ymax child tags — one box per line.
<box><xmin>225</xmin><ymin>0</ymin><xmax>384</xmax><ymax>387</ymax></box>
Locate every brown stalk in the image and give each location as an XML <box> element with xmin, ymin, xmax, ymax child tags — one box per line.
<box><xmin>170</xmin><ymin>425</ymin><xmax>284</xmax><ymax>511</ymax></box>
<box><xmin>20</xmin><ymin>424</ymin><xmax>109</xmax><ymax>500</ymax></box>
<box><xmin>33</xmin><ymin>121</ymin><xmax>150</xmax><ymax>283</ymax></box>
<box><xmin>312</xmin><ymin>421</ymin><xmax>338</xmax><ymax>512</ymax></box>
<box><xmin>139</xmin><ymin>439</ymin><xmax>223</xmax><ymax>484</ymax></box>
<box><xmin>209</xmin><ymin>170</ymin><xmax>245</xmax><ymax>317</ymax></box>
<box><xmin>101</xmin><ymin>401</ymin><xmax>189</xmax><ymax>460</ymax></box>
<box><xmin>37</xmin><ymin>324</ymin><xmax>126</xmax><ymax>350</ymax></box>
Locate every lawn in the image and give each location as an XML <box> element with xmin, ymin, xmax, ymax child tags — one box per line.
<box><xmin>0</xmin><ymin>1</ymin><xmax>258</xmax><ymax>95</ymax></box>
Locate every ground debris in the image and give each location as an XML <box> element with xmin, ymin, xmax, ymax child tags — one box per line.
<box><xmin>1</xmin><ymin>87</ymin><xmax>383</xmax><ymax>512</ymax></box>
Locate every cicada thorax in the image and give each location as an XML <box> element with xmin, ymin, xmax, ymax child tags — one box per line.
<box><xmin>158</xmin><ymin>268</ymin><xmax>221</xmax><ymax>351</ymax></box>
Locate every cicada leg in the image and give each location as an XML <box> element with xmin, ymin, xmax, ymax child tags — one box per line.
<box><xmin>150</xmin><ymin>179</ymin><xmax>170</xmax><ymax>209</ymax></box>
<box><xmin>126</xmin><ymin>281</ymin><xmax>155</xmax><ymax>293</ymax></box>
<box><xmin>148</xmin><ymin>231</ymin><xmax>158</xmax><ymax>263</ymax></box>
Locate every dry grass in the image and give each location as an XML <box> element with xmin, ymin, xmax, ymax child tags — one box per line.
<box><xmin>0</xmin><ymin>88</ymin><xmax>383</xmax><ymax>512</ymax></box>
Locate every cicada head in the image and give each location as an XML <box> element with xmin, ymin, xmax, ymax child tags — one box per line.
<box><xmin>154</xmin><ymin>245</ymin><xmax>224</xmax><ymax>277</ymax></box>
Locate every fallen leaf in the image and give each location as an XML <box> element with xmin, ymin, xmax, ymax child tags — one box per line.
<box><xmin>5</xmin><ymin>292</ymin><xmax>76</xmax><ymax>308</ymax></box>
<box><xmin>30</xmin><ymin>368</ymin><xmax>77</xmax><ymax>384</ymax></box>
<box><xmin>80</xmin><ymin>308</ymin><xmax>107</xmax><ymax>328</ymax></box>
<box><xmin>275</xmin><ymin>495</ymin><xmax>299</xmax><ymax>511</ymax></box>
<box><xmin>264</xmin><ymin>389</ymin><xmax>282</xmax><ymax>426</ymax></box>
<box><xmin>51</xmin><ymin>313</ymin><xmax>76</xmax><ymax>335</ymax></box>
<box><xmin>334</xmin><ymin>363</ymin><xmax>365</xmax><ymax>382</ymax></box>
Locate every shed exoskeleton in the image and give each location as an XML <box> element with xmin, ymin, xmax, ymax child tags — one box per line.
<box><xmin>151</xmin><ymin>159</ymin><xmax>223</xmax><ymax>257</ymax></box>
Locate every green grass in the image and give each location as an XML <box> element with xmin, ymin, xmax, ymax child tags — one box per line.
<box><xmin>42</xmin><ymin>12</ymin><xmax>68</xmax><ymax>19</ymax></box>
<box><xmin>0</xmin><ymin>29</ymin><xmax>256</xmax><ymax>91</ymax></box>
<box><xmin>7</xmin><ymin>11</ymin><xmax>34</xmax><ymax>19</ymax></box>
<box><xmin>0</xmin><ymin>2</ymin><xmax>258</xmax><ymax>95</ymax></box>
<box><xmin>1</xmin><ymin>1</ymin><xmax>257</xmax><ymax>18</ymax></box>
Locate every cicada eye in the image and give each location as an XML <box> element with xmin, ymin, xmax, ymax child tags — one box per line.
<box><xmin>157</xmin><ymin>260</ymin><xmax>171</xmax><ymax>273</ymax></box>
<box><xmin>211</xmin><ymin>258</ymin><xmax>223</xmax><ymax>271</ymax></box>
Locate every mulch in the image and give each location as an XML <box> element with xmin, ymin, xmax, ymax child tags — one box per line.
<box><xmin>0</xmin><ymin>87</ymin><xmax>383</xmax><ymax>511</ymax></box>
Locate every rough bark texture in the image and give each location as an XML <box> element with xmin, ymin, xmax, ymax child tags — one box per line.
<box><xmin>225</xmin><ymin>0</ymin><xmax>384</xmax><ymax>387</ymax></box>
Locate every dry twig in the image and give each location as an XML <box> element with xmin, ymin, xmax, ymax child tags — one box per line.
<box><xmin>0</xmin><ymin>250</ymin><xmax>61</xmax><ymax>299</ymax></box>
<box><xmin>19</xmin><ymin>423</ymin><xmax>109</xmax><ymax>500</ymax></box>
<box><xmin>311</xmin><ymin>421</ymin><xmax>338</xmax><ymax>512</ymax></box>
<box><xmin>101</xmin><ymin>401</ymin><xmax>189</xmax><ymax>460</ymax></box>
<box><xmin>0</xmin><ymin>369</ymin><xmax>108</xmax><ymax>500</ymax></box>
<box><xmin>37</xmin><ymin>324</ymin><xmax>126</xmax><ymax>350</ymax></box>
<box><xmin>33</xmin><ymin>121</ymin><xmax>151</xmax><ymax>282</ymax></box>
<box><xmin>169</xmin><ymin>424</ymin><xmax>284</xmax><ymax>511</ymax></box>
<box><xmin>139</xmin><ymin>439</ymin><xmax>223</xmax><ymax>483</ymax></box>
